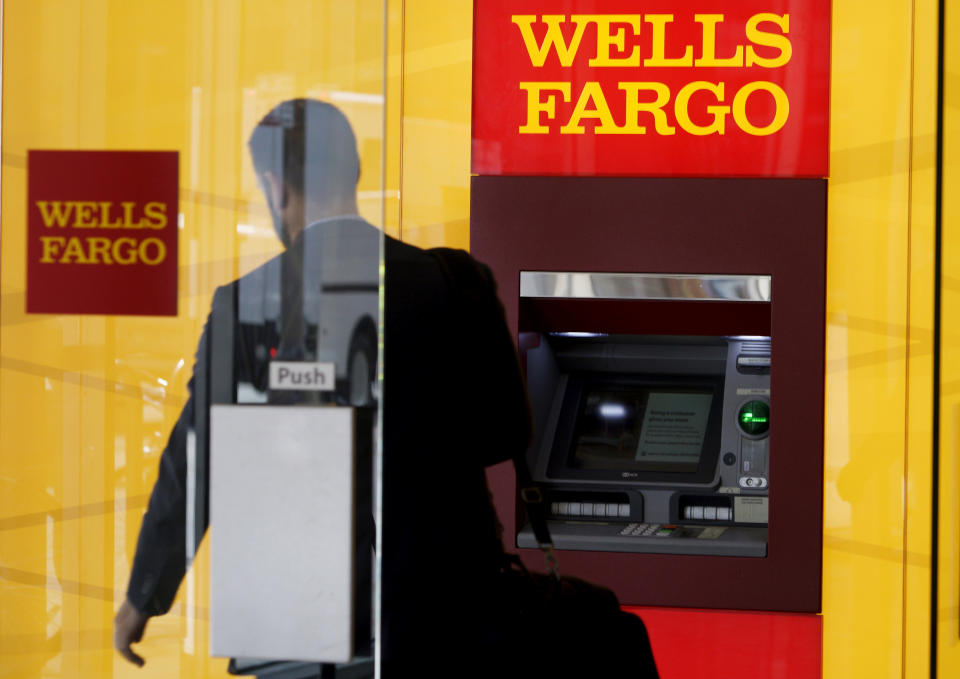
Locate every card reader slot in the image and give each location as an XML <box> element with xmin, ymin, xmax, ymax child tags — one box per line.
<box><xmin>736</xmin><ymin>353</ymin><xmax>771</xmax><ymax>375</ymax></box>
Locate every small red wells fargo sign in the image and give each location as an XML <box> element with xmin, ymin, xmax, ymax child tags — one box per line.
<box><xmin>472</xmin><ymin>0</ymin><xmax>831</xmax><ymax>177</ymax></box>
<box><xmin>27</xmin><ymin>150</ymin><xmax>179</xmax><ymax>316</ymax></box>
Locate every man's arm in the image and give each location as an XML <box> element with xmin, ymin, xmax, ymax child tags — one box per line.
<box><xmin>114</xmin><ymin>291</ymin><xmax>217</xmax><ymax>665</ymax></box>
<box><xmin>125</xmin><ymin>387</ymin><xmax>196</xmax><ymax>616</ymax></box>
<box><xmin>113</xmin><ymin>383</ymin><xmax>197</xmax><ymax>666</ymax></box>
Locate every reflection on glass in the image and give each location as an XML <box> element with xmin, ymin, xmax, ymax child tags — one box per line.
<box><xmin>1</xmin><ymin>4</ymin><xmax>389</xmax><ymax>678</ymax></box>
<box><xmin>117</xmin><ymin>100</ymin><xmax>379</xmax><ymax>673</ymax></box>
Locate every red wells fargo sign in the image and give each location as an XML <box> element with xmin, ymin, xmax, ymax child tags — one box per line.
<box><xmin>472</xmin><ymin>0</ymin><xmax>831</xmax><ymax>177</ymax></box>
<box><xmin>27</xmin><ymin>150</ymin><xmax>179</xmax><ymax>316</ymax></box>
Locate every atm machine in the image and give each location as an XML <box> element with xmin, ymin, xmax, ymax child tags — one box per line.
<box><xmin>519</xmin><ymin>314</ymin><xmax>771</xmax><ymax>558</ymax></box>
<box><xmin>472</xmin><ymin>176</ymin><xmax>825</xmax><ymax>613</ymax></box>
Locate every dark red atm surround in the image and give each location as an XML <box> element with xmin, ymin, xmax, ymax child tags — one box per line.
<box><xmin>472</xmin><ymin>176</ymin><xmax>825</xmax><ymax>613</ymax></box>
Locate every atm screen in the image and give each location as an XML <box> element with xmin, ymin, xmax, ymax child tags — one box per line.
<box><xmin>547</xmin><ymin>375</ymin><xmax>724</xmax><ymax>483</ymax></box>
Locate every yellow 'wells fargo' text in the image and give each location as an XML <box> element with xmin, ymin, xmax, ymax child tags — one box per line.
<box><xmin>36</xmin><ymin>201</ymin><xmax>167</xmax><ymax>229</ymax></box>
<box><xmin>39</xmin><ymin>236</ymin><xmax>167</xmax><ymax>265</ymax></box>
<box><xmin>512</xmin><ymin>13</ymin><xmax>792</xmax><ymax>137</ymax></box>
<box><xmin>35</xmin><ymin>200</ymin><xmax>169</xmax><ymax>265</ymax></box>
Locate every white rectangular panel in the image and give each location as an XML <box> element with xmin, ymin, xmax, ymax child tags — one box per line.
<box><xmin>210</xmin><ymin>405</ymin><xmax>354</xmax><ymax>662</ymax></box>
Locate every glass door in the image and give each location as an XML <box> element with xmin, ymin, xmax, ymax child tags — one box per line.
<box><xmin>0</xmin><ymin>2</ymin><xmax>386</xmax><ymax>677</ymax></box>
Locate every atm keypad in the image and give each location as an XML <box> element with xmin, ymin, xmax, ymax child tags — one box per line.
<box><xmin>617</xmin><ymin>523</ymin><xmax>695</xmax><ymax>538</ymax></box>
<box><xmin>620</xmin><ymin>523</ymin><xmax>668</xmax><ymax>537</ymax></box>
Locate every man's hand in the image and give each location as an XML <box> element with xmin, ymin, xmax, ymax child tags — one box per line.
<box><xmin>114</xmin><ymin>598</ymin><xmax>150</xmax><ymax>667</ymax></box>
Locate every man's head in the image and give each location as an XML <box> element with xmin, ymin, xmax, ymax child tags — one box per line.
<box><xmin>248</xmin><ymin>99</ymin><xmax>360</xmax><ymax>246</ymax></box>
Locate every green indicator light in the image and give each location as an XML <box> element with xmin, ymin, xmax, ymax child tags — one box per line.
<box><xmin>738</xmin><ymin>400</ymin><xmax>770</xmax><ymax>436</ymax></box>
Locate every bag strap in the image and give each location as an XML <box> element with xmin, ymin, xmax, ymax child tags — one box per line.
<box><xmin>427</xmin><ymin>247</ymin><xmax>560</xmax><ymax>578</ymax></box>
<box><xmin>513</xmin><ymin>447</ymin><xmax>560</xmax><ymax>577</ymax></box>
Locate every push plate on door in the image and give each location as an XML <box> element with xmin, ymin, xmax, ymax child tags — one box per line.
<box><xmin>269</xmin><ymin>361</ymin><xmax>335</xmax><ymax>391</ymax></box>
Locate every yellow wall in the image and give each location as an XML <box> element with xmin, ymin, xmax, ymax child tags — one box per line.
<box><xmin>824</xmin><ymin>1</ymin><xmax>934</xmax><ymax>677</ymax></box>
<box><xmin>2</xmin><ymin>1</ymin><xmax>958</xmax><ymax>678</ymax></box>
<box><xmin>392</xmin><ymin>2</ymin><xmax>473</xmax><ymax>249</ymax></box>
<box><xmin>906</xmin><ymin>3</ymin><xmax>939</xmax><ymax>677</ymax></box>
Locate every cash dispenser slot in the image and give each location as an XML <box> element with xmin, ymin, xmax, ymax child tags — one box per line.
<box><xmin>545</xmin><ymin>490</ymin><xmax>634</xmax><ymax>520</ymax></box>
<box><xmin>676</xmin><ymin>495</ymin><xmax>734</xmax><ymax>523</ymax></box>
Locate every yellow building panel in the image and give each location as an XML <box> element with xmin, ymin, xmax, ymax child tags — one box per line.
<box><xmin>904</xmin><ymin>3</ymin><xmax>939</xmax><ymax>678</ymax></box>
<box><xmin>938</xmin><ymin>2</ymin><xmax>960</xmax><ymax>674</ymax></box>
<box><xmin>384</xmin><ymin>0</ymin><xmax>403</xmax><ymax>240</ymax></box>
<box><xmin>823</xmin><ymin>2</ymin><xmax>915</xmax><ymax>676</ymax></box>
<box><xmin>397</xmin><ymin>2</ymin><xmax>473</xmax><ymax>251</ymax></box>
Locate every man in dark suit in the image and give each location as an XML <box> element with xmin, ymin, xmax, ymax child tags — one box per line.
<box><xmin>114</xmin><ymin>99</ymin><xmax>530</xmax><ymax>671</ymax></box>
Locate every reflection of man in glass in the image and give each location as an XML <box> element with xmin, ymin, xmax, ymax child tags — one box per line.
<box><xmin>114</xmin><ymin>99</ymin><xmax>531</xmax><ymax>673</ymax></box>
